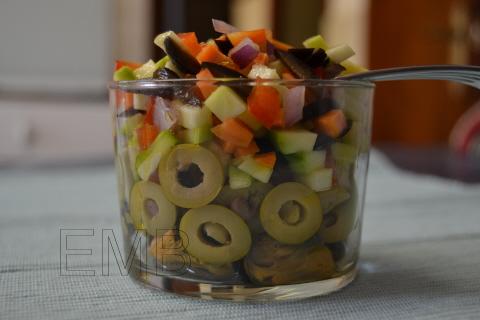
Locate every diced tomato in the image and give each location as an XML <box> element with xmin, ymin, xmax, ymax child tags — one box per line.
<box><xmin>115</xmin><ymin>60</ymin><xmax>141</xmax><ymax>71</ymax></box>
<box><xmin>196</xmin><ymin>68</ymin><xmax>216</xmax><ymax>99</ymax></box>
<box><xmin>137</xmin><ymin>124</ymin><xmax>159</xmax><ymax>150</ymax></box>
<box><xmin>227</xmin><ymin>29</ymin><xmax>267</xmax><ymax>51</ymax></box>
<box><xmin>196</xmin><ymin>43</ymin><xmax>230</xmax><ymax>64</ymax></box>
<box><xmin>143</xmin><ymin>97</ymin><xmax>156</xmax><ymax>125</ymax></box>
<box><xmin>211</xmin><ymin>118</ymin><xmax>254</xmax><ymax>148</ymax></box>
<box><xmin>178</xmin><ymin>32</ymin><xmax>202</xmax><ymax>56</ymax></box>
<box><xmin>115</xmin><ymin>90</ymin><xmax>134</xmax><ymax>110</ymax></box>
<box><xmin>247</xmin><ymin>85</ymin><xmax>284</xmax><ymax>129</ymax></box>
<box><xmin>282</xmin><ymin>71</ymin><xmax>297</xmax><ymax>81</ymax></box>
<box><xmin>221</xmin><ymin>140</ymin><xmax>237</xmax><ymax>154</ymax></box>
<box><xmin>253</xmin><ymin>52</ymin><xmax>269</xmax><ymax>65</ymax></box>
<box><xmin>254</xmin><ymin>152</ymin><xmax>277</xmax><ymax>168</ymax></box>
<box><xmin>313</xmin><ymin>109</ymin><xmax>347</xmax><ymax>138</ymax></box>
<box><xmin>234</xmin><ymin>141</ymin><xmax>259</xmax><ymax>158</ymax></box>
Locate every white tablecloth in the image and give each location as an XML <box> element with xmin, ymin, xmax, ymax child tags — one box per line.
<box><xmin>1</xmin><ymin>151</ymin><xmax>480</xmax><ymax>319</ymax></box>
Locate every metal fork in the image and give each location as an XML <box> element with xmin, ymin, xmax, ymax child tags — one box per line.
<box><xmin>338</xmin><ymin>65</ymin><xmax>480</xmax><ymax>89</ymax></box>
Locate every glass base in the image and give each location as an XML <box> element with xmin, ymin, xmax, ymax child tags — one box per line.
<box><xmin>130</xmin><ymin>267</ymin><xmax>357</xmax><ymax>301</ymax></box>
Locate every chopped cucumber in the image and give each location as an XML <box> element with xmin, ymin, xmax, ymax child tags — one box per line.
<box><xmin>238</xmin><ymin>111</ymin><xmax>263</xmax><ymax>132</ymax></box>
<box><xmin>237</xmin><ymin>156</ymin><xmax>273</xmax><ymax>183</ymax></box>
<box><xmin>155</xmin><ymin>55</ymin><xmax>170</xmax><ymax>70</ymax></box>
<box><xmin>120</xmin><ymin>113</ymin><xmax>144</xmax><ymax>137</ymax></box>
<box><xmin>178</xmin><ymin>127</ymin><xmax>213</xmax><ymax>144</ymax></box>
<box><xmin>228</xmin><ymin>166</ymin><xmax>253</xmax><ymax>189</ymax></box>
<box><xmin>317</xmin><ymin>186</ymin><xmax>350</xmax><ymax>214</ymax></box>
<box><xmin>154</xmin><ymin>31</ymin><xmax>182</xmax><ymax>52</ymax></box>
<box><xmin>340</xmin><ymin>60</ymin><xmax>368</xmax><ymax>75</ymax></box>
<box><xmin>133</xmin><ymin>94</ymin><xmax>147</xmax><ymax>110</ymax></box>
<box><xmin>178</xmin><ymin>105</ymin><xmax>212</xmax><ymax>129</ymax></box>
<box><xmin>286</xmin><ymin>150</ymin><xmax>326</xmax><ymax>174</ymax></box>
<box><xmin>326</xmin><ymin>44</ymin><xmax>355</xmax><ymax>64</ymax></box>
<box><xmin>341</xmin><ymin>121</ymin><xmax>360</xmax><ymax>147</ymax></box>
<box><xmin>248</xmin><ymin>64</ymin><xmax>280</xmax><ymax>79</ymax></box>
<box><xmin>301</xmin><ymin>168</ymin><xmax>333</xmax><ymax>192</ymax></box>
<box><xmin>331</xmin><ymin>143</ymin><xmax>357</xmax><ymax>164</ymax></box>
<box><xmin>204</xmin><ymin>86</ymin><xmax>247</xmax><ymax>121</ymax></box>
<box><xmin>136</xmin><ymin>131</ymin><xmax>177</xmax><ymax>180</ymax></box>
<box><xmin>113</xmin><ymin>66</ymin><xmax>136</xmax><ymax>81</ymax></box>
<box><xmin>303</xmin><ymin>35</ymin><xmax>329</xmax><ymax>50</ymax></box>
<box><xmin>134</xmin><ymin>59</ymin><xmax>160</xmax><ymax>79</ymax></box>
<box><xmin>270</xmin><ymin>129</ymin><xmax>317</xmax><ymax>155</ymax></box>
<box><xmin>165</xmin><ymin>60</ymin><xmax>183</xmax><ymax>76</ymax></box>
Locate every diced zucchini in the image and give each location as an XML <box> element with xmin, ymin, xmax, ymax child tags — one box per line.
<box><xmin>331</xmin><ymin>143</ymin><xmax>357</xmax><ymax>164</ymax></box>
<box><xmin>286</xmin><ymin>150</ymin><xmax>326</xmax><ymax>174</ymax></box>
<box><xmin>228</xmin><ymin>166</ymin><xmax>253</xmax><ymax>189</ymax></box>
<box><xmin>178</xmin><ymin>127</ymin><xmax>213</xmax><ymax>144</ymax></box>
<box><xmin>204</xmin><ymin>86</ymin><xmax>247</xmax><ymax>121</ymax></box>
<box><xmin>317</xmin><ymin>186</ymin><xmax>351</xmax><ymax>214</ymax></box>
<box><xmin>326</xmin><ymin>44</ymin><xmax>355</xmax><ymax>64</ymax></box>
<box><xmin>237</xmin><ymin>156</ymin><xmax>273</xmax><ymax>183</ymax></box>
<box><xmin>303</xmin><ymin>35</ymin><xmax>329</xmax><ymax>50</ymax></box>
<box><xmin>155</xmin><ymin>55</ymin><xmax>171</xmax><ymax>70</ymax></box>
<box><xmin>178</xmin><ymin>105</ymin><xmax>212</xmax><ymax>129</ymax></box>
<box><xmin>113</xmin><ymin>66</ymin><xmax>136</xmax><ymax>81</ymax></box>
<box><xmin>136</xmin><ymin>131</ymin><xmax>177</xmax><ymax>180</ymax></box>
<box><xmin>270</xmin><ymin>129</ymin><xmax>317</xmax><ymax>155</ymax></box>
<box><xmin>301</xmin><ymin>168</ymin><xmax>333</xmax><ymax>192</ymax></box>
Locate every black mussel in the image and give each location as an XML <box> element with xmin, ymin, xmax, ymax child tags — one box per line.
<box><xmin>302</xmin><ymin>97</ymin><xmax>336</xmax><ymax>120</ymax></box>
<box><xmin>288</xmin><ymin>48</ymin><xmax>315</xmax><ymax>62</ymax></box>
<box><xmin>314</xmin><ymin>133</ymin><xmax>336</xmax><ymax>150</ymax></box>
<box><xmin>270</xmin><ymin>153</ymin><xmax>296</xmax><ymax>186</ymax></box>
<box><xmin>307</xmin><ymin>49</ymin><xmax>329</xmax><ymax>68</ymax></box>
<box><xmin>215</xmin><ymin>38</ymin><xmax>234</xmax><ymax>56</ymax></box>
<box><xmin>117</xmin><ymin>108</ymin><xmax>146</xmax><ymax>118</ymax></box>
<box><xmin>275</xmin><ymin>49</ymin><xmax>314</xmax><ymax>79</ymax></box>
<box><xmin>326</xmin><ymin>242</ymin><xmax>346</xmax><ymax>262</ymax></box>
<box><xmin>164</xmin><ymin>37</ymin><xmax>201</xmax><ymax>75</ymax></box>
<box><xmin>154</xmin><ymin>67</ymin><xmax>180</xmax><ymax>80</ymax></box>
<box><xmin>324</xmin><ymin>63</ymin><xmax>346</xmax><ymax>79</ymax></box>
<box><xmin>201</xmin><ymin>62</ymin><xmax>245</xmax><ymax>78</ymax></box>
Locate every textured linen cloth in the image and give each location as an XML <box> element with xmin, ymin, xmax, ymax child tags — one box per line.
<box><xmin>1</xmin><ymin>150</ymin><xmax>479</xmax><ymax>320</ymax></box>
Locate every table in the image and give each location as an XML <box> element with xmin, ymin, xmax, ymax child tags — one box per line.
<box><xmin>1</xmin><ymin>150</ymin><xmax>480</xmax><ymax>320</ymax></box>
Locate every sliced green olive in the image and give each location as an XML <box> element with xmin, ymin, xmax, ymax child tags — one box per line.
<box><xmin>179</xmin><ymin>205</ymin><xmax>252</xmax><ymax>265</ymax></box>
<box><xmin>130</xmin><ymin>181</ymin><xmax>177</xmax><ymax>235</ymax></box>
<box><xmin>260</xmin><ymin>182</ymin><xmax>322</xmax><ymax>244</ymax></box>
<box><xmin>158</xmin><ymin>144</ymin><xmax>224</xmax><ymax>208</ymax></box>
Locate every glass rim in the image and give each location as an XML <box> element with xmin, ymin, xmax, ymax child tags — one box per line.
<box><xmin>109</xmin><ymin>78</ymin><xmax>375</xmax><ymax>91</ymax></box>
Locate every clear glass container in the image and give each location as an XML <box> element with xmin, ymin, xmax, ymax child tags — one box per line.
<box><xmin>109</xmin><ymin>79</ymin><xmax>374</xmax><ymax>301</ymax></box>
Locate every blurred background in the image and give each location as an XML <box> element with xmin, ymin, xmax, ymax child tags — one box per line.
<box><xmin>1</xmin><ymin>0</ymin><xmax>479</xmax><ymax>180</ymax></box>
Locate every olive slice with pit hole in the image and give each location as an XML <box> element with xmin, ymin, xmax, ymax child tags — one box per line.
<box><xmin>158</xmin><ymin>144</ymin><xmax>224</xmax><ymax>208</ymax></box>
<box><xmin>179</xmin><ymin>205</ymin><xmax>252</xmax><ymax>265</ymax></box>
<box><xmin>260</xmin><ymin>182</ymin><xmax>322</xmax><ymax>244</ymax></box>
<box><xmin>129</xmin><ymin>181</ymin><xmax>177</xmax><ymax>235</ymax></box>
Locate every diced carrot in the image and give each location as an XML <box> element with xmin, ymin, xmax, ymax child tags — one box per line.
<box><xmin>227</xmin><ymin>29</ymin><xmax>267</xmax><ymax>51</ymax></box>
<box><xmin>216</xmin><ymin>34</ymin><xmax>227</xmax><ymax>41</ymax></box>
<box><xmin>234</xmin><ymin>141</ymin><xmax>259</xmax><ymax>158</ymax></box>
<box><xmin>221</xmin><ymin>140</ymin><xmax>237</xmax><ymax>154</ymax></box>
<box><xmin>137</xmin><ymin>124</ymin><xmax>159</xmax><ymax>150</ymax></box>
<box><xmin>115</xmin><ymin>90</ymin><xmax>134</xmax><ymax>110</ymax></box>
<box><xmin>115</xmin><ymin>60</ymin><xmax>141</xmax><ymax>71</ymax></box>
<box><xmin>196</xmin><ymin>43</ymin><xmax>230</xmax><ymax>64</ymax></box>
<box><xmin>254</xmin><ymin>152</ymin><xmax>277</xmax><ymax>169</ymax></box>
<box><xmin>143</xmin><ymin>97</ymin><xmax>156</xmax><ymax>125</ymax></box>
<box><xmin>313</xmin><ymin>109</ymin><xmax>347</xmax><ymax>138</ymax></box>
<box><xmin>178</xmin><ymin>32</ymin><xmax>202</xmax><ymax>56</ymax></box>
<box><xmin>268</xmin><ymin>38</ymin><xmax>293</xmax><ymax>51</ymax></box>
<box><xmin>196</xmin><ymin>68</ymin><xmax>216</xmax><ymax>99</ymax></box>
<box><xmin>211</xmin><ymin>118</ymin><xmax>254</xmax><ymax>148</ymax></box>
<box><xmin>253</xmin><ymin>53</ymin><xmax>269</xmax><ymax>65</ymax></box>
<box><xmin>247</xmin><ymin>85</ymin><xmax>284</xmax><ymax>129</ymax></box>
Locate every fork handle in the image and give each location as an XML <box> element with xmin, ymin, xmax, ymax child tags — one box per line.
<box><xmin>338</xmin><ymin>65</ymin><xmax>480</xmax><ymax>89</ymax></box>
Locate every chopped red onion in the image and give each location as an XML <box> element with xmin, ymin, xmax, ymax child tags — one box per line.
<box><xmin>153</xmin><ymin>97</ymin><xmax>177</xmax><ymax>131</ymax></box>
<box><xmin>283</xmin><ymin>86</ymin><xmax>306</xmax><ymax>127</ymax></box>
<box><xmin>229</xmin><ymin>37</ymin><xmax>259</xmax><ymax>69</ymax></box>
<box><xmin>212</xmin><ymin>19</ymin><xmax>239</xmax><ymax>34</ymax></box>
